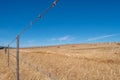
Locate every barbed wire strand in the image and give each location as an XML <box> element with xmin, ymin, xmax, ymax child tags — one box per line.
<box><xmin>6</xmin><ymin>0</ymin><xmax>59</xmax><ymax>80</ymax></box>
<box><xmin>8</xmin><ymin>38</ymin><xmax>16</xmax><ymax>45</ymax></box>
<box><xmin>9</xmin><ymin>53</ymin><xmax>16</xmax><ymax>58</ymax></box>
<box><xmin>19</xmin><ymin>59</ymin><xmax>58</xmax><ymax>80</ymax></box>
<box><xmin>9</xmin><ymin>58</ymin><xmax>16</xmax><ymax>80</ymax></box>
<box><xmin>7</xmin><ymin>0</ymin><xmax>58</xmax><ymax>46</ymax></box>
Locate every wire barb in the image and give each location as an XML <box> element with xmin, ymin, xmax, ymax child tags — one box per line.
<box><xmin>18</xmin><ymin>0</ymin><xmax>58</xmax><ymax>36</ymax></box>
<box><xmin>52</xmin><ymin>0</ymin><xmax>58</xmax><ymax>7</ymax></box>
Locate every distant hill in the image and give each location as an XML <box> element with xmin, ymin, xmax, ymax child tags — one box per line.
<box><xmin>0</xmin><ymin>46</ymin><xmax>14</xmax><ymax>49</ymax></box>
<box><xmin>0</xmin><ymin>46</ymin><xmax>8</xmax><ymax>49</ymax></box>
<box><xmin>0</xmin><ymin>46</ymin><xmax>4</xmax><ymax>49</ymax></box>
<box><xmin>0</xmin><ymin>46</ymin><xmax>6</xmax><ymax>49</ymax></box>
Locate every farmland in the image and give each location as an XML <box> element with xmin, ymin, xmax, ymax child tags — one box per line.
<box><xmin>0</xmin><ymin>43</ymin><xmax>120</xmax><ymax>80</ymax></box>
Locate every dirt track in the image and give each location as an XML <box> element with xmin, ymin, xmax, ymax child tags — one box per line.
<box><xmin>0</xmin><ymin>43</ymin><xmax>120</xmax><ymax>80</ymax></box>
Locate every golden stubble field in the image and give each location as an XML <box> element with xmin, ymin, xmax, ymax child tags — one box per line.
<box><xmin>0</xmin><ymin>43</ymin><xmax>120</xmax><ymax>80</ymax></box>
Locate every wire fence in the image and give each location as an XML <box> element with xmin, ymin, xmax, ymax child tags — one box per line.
<box><xmin>5</xmin><ymin>0</ymin><xmax>59</xmax><ymax>80</ymax></box>
<box><xmin>2</xmin><ymin>0</ymin><xmax>120</xmax><ymax>80</ymax></box>
<box><xmin>6</xmin><ymin>48</ymin><xmax>58</xmax><ymax>80</ymax></box>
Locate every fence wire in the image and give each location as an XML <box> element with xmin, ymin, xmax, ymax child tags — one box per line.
<box><xmin>7</xmin><ymin>48</ymin><xmax>58</xmax><ymax>80</ymax></box>
<box><xmin>5</xmin><ymin>0</ymin><xmax>59</xmax><ymax>80</ymax></box>
<box><xmin>7</xmin><ymin>0</ymin><xmax>58</xmax><ymax>46</ymax></box>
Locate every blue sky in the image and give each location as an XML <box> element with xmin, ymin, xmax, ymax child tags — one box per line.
<box><xmin>0</xmin><ymin>0</ymin><xmax>120</xmax><ymax>47</ymax></box>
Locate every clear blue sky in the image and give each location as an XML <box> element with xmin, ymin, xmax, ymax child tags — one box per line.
<box><xmin>0</xmin><ymin>0</ymin><xmax>120</xmax><ymax>47</ymax></box>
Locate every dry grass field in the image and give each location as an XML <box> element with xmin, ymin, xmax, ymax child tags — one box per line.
<box><xmin>0</xmin><ymin>42</ymin><xmax>120</xmax><ymax>80</ymax></box>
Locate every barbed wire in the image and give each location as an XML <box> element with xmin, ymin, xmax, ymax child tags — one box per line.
<box><xmin>8</xmin><ymin>49</ymin><xmax>58</xmax><ymax>80</ymax></box>
<box><xmin>20</xmin><ymin>59</ymin><xmax>58</xmax><ymax>80</ymax></box>
<box><xmin>9</xmin><ymin>53</ymin><xmax>16</xmax><ymax>58</ymax></box>
<box><xmin>7</xmin><ymin>0</ymin><xmax>58</xmax><ymax>46</ymax></box>
<box><xmin>8</xmin><ymin>38</ymin><xmax>16</xmax><ymax>45</ymax></box>
<box><xmin>5</xmin><ymin>0</ymin><xmax>59</xmax><ymax>80</ymax></box>
<box><xmin>9</xmin><ymin>56</ymin><xmax>16</xmax><ymax>80</ymax></box>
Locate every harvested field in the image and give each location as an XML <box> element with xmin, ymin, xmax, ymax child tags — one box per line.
<box><xmin>0</xmin><ymin>43</ymin><xmax>120</xmax><ymax>80</ymax></box>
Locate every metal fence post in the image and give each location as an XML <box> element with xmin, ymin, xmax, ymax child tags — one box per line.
<box><xmin>16</xmin><ymin>35</ymin><xmax>19</xmax><ymax>80</ymax></box>
<box><xmin>8</xmin><ymin>45</ymin><xmax>9</xmax><ymax>67</ymax></box>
